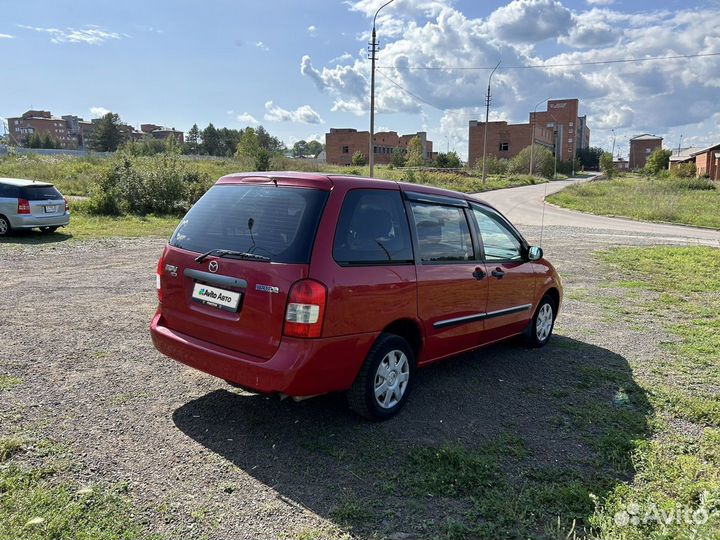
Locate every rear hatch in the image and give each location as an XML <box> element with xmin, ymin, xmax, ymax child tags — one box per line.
<box><xmin>21</xmin><ymin>184</ymin><xmax>65</xmax><ymax>217</ymax></box>
<box><xmin>159</xmin><ymin>181</ymin><xmax>329</xmax><ymax>360</ymax></box>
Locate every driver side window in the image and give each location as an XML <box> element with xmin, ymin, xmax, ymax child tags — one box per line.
<box><xmin>472</xmin><ymin>206</ymin><xmax>523</xmax><ymax>262</ymax></box>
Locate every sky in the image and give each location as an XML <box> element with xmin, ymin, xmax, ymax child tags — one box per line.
<box><xmin>1</xmin><ymin>0</ymin><xmax>719</xmax><ymax>160</ymax></box>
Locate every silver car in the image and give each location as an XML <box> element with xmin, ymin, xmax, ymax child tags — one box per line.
<box><xmin>0</xmin><ymin>178</ymin><xmax>71</xmax><ymax>236</ymax></box>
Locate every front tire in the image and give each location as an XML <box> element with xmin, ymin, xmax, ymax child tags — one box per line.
<box><xmin>526</xmin><ymin>295</ymin><xmax>556</xmax><ymax>348</ymax></box>
<box><xmin>0</xmin><ymin>216</ymin><xmax>11</xmax><ymax>237</ymax></box>
<box><xmin>347</xmin><ymin>333</ymin><xmax>415</xmax><ymax>420</ymax></box>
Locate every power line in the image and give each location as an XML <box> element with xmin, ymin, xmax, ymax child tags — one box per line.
<box><xmin>377</xmin><ymin>51</ymin><xmax>720</xmax><ymax>71</ymax></box>
<box><xmin>376</xmin><ymin>69</ymin><xmax>447</xmax><ymax>111</ymax></box>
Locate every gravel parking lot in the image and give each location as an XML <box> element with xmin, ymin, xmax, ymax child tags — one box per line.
<box><xmin>0</xmin><ymin>225</ymin><xmax>706</xmax><ymax>539</ymax></box>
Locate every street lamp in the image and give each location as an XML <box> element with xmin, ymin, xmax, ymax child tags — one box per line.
<box><xmin>481</xmin><ymin>61</ymin><xmax>501</xmax><ymax>183</ymax></box>
<box><xmin>529</xmin><ymin>97</ymin><xmax>550</xmax><ymax>176</ymax></box>
<box><xmin>369</xmin><ymin>0</ymin><xmax>396</xmax><ymax>177</ymax></box>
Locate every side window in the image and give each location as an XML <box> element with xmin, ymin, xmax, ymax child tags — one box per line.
<box><xmin>472</xmin><ymin>206</ymin><xmax>523</xmax><ymax>262</ymax></box>
<box><xmin>0</xmin><ymin>184</ymin><xmax>19</xmax><ymax>198</ymax></box>
<box><xmin>333</xmin><ymin>189</ymin><xmax>414</xmax><ymax>265</ymax></box>
<box><xmin>410</xmin><ymin>202</ymin><xmax>473</xmax><ymax>263</ymax></box>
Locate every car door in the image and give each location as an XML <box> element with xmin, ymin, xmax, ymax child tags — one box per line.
<box><xmin>469</xmin><ymin>203</ymin><xmax>537</xmax><ymax>342</ymax></box>
<box><xmin>406</xmin><ymin>192</ymin><xmax>490</xmax><ymax>363</ymax></box>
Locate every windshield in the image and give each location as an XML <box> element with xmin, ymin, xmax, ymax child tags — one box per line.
<box><xmin>170</xmin><ymin>184</ymin><xmax>328</xmax><ymax>264</ymax></box>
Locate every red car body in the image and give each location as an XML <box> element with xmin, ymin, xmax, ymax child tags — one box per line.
<box><xmin>150</xmin><ymin>173</ymin><xmax>562</xmax><ymax>412</ymax></box>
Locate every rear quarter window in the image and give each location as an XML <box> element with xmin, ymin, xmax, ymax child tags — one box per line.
<box><xmin>170</xmin><ymin>184</ymin><xmax>328</xmax><ymax>264</ymax></box>
<box><xmin>20</xmin><ymin>185</ymin><xmax>63</xmax><ymax>200</ymax></box>
<box><xmin>0</xmin><ymin>184</ymin><xmax>20</xmax><ymax>198</ymax></box>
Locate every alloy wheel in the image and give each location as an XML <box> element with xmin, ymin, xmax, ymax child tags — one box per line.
<box><xmin>374</xmin><ymin>349</ymin><xmax>410</xmax><ymax>409</ymax></box>
<box><xmin>535</xmin><ymin>303</ymin><xmax>554</xmax><ymax>342</ymax></box>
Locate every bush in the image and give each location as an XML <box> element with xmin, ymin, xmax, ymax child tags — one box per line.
<box><xmin>351</xmin><ymin>151</ymin><xmax>367</xmax><ymax>166</ymax></box>
<box><xmin>85</xmin><ymin>153</ymin><xmax>212</xmax><ymax>216</ymax></box>
<box><xmin>673</xmin><ymin>177</ymin><xmax>716</xmax><ymax>191</ymax></box>
<box><xmin>671</xmin><ymin>162</ymin><xmax>697</xmax><ymax>178</ymax></box>
<box><xmin>643</xmin><ymin>148</ymin><xmax>673</xmax><ymax>175</ymax></box>
<box><xmin>473</xmin><ymin>156</ymin><xmax>508</xmax><ymax>175</ymax></box>
<box><xmin>508</xmin><ymin>146</ymin><xmax>554</xmax><ymax>178</ymax></box>
<box><xmin>600</xmin><ymin>152</ymin><xmax>616</xmax><ymax>179</ymax></box>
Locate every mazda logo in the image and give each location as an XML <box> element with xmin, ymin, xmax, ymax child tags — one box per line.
<box><xmin>208</xmin><ymin>261</ymin><xmax>219</xmax><ymax>273</ymax></box>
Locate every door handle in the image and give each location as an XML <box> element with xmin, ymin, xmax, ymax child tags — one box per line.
<box><xmin>472</xmin><ymin>267</ymin><xmax>486</xmax><ymax>280</ymax></box>
<box><xmin>491</xmin><ymin>268</ymin><xmax>505</xmax><ymax>279</ymax></box>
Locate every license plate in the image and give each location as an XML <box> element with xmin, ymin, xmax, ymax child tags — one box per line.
<box><xmin>44</xmin><ymin>205</ymin><xmax>57</xmax><ymax>213</ymax></box>
<box><xmin>191</xmin><ymin>282</ymin><xmax>241</xmax><ymax>312</ymax></box>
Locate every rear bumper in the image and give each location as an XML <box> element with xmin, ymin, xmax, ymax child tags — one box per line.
<box><xmin>10</xmin><ymin>212</ymin><xmax>70</xmax><ymax>229</ymax></box>
<box><xmin>150</xmin><ymin>311</ymin><xmax>377</xmax><ymax>396</ymax></box>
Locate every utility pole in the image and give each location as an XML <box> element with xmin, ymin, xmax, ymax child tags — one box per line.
<box><xmin>529</xmin><ymin>97</ymin><xmax>549</xmax><ymax>176</ymax></box>
<box><xmin>677</xmin><ymin>134</ymin><xmax>683</xmax><ymax>155</ymax></box>
<box><xmin>611</xmin><ymin>129</ymin><xmax>616</xmax><ymax>158</ymax></box>
<box><xmin>368</xmin><ymin>0</ymin><xmax>395</xmax><ymax>178</ymax></box>
<box><xmin>481</xmin><ymin>61</ymin><xmax>501</xmax><ymax>183</ymax></box>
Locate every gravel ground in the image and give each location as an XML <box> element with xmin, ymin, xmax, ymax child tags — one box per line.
<box><xmin>0</xmin><ymin>225</ymin><xmax>703</xmax><ymax>539</ymax></box>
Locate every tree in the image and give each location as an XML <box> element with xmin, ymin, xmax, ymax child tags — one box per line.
<box><xmin>405</xmin><ymin>136</ymin><xmax>425</xmax><ymax>167</ymax></box>
<box><xmin>91</xmin><ymin>112</ymin><xmax>125</xmax><ymax>152</ymax></box>
<box><xmin>508</xmin><ymin>146</ymin><xmax>554</xmax><ymax>178</ymax></box>
<box><xmin>306</xmin><ymin>140</ymin><xmax>324</xmax><ymax>157</ymax></box>
<box><xmin>40</xmin><ymin>132</ymin><xmax>59</xmax><ymax>149</ymax></box>
<box><xmin>576</xmin><ymin>147</ymin><xmax>604</xmax><ymax>170</ymax></box>
<box><xmin>236</xmin><ymin>127</ymin><xmax>261</xmax><ymax>159</ymax></box>
<box><xmin>218</xmin><ymin>127</ymin><xmax>243</xmax><ymax>157</ymax></box>
<box><xmin>351</xmin><ymin>150</ymin><xmax>366</xmax><ymax>166</ymax></box>
<box><xmin>292</xmin><ymin>140</ymin><xmax>309</xmax><ymax>158</ymax></box>
<box><xmin>185</xmin><ymin>123</ymin><xmax>201</xmax><ymax>155</ymax></box>
<box><xmin>256</xmin><ymin>125</ymin><xmax>285</xmax><ymax>154</ymax></box>
<box><xmin>390</xmin><ymin>147</ymin><xmax>406</xmax><ymax>168</ymax></box>
<box><xmin>25</xmin><ymin>132</ymin><xmax>42</xmax><ymax>148</ymax></box>
<box><xmin>255</xmin><ymin>148</ymin><xmax>271</xmax><ymax>171</ymax></box>
<box><xmin>600</xmin><ymin>152</ymin><xmax>616</xmax><ymax>179</ymax></box>
<box><xmin>201</xmin><ymin>123</ymin><xmax>220</xmax><ymax>156</ymax></box>
<box><xmin>644</xmin><ymin>148</ymin><xmax>672</xmax><ymax>175</ymax></box>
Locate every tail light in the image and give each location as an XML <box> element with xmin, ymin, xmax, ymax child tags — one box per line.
<box><xmin>156</xmin><ymin>251</ymin><xmax>166</xmax><ymax>303</ymax></box>
<box><xmin>17</xmin><ymin>198</ymin><xmax>30</xmax><ymax>215</ymax></box>
<box><xmin>64</xmin><ymin>197</ymin><xmax>69</xmax><ymax>212</ymax></box>
<box><xmin>284</xmin><ymin>279</ymin><xmax>327</xmax><ymax>338</ymax></box>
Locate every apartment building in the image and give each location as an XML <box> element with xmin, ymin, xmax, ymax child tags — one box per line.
<box><xmin>468</xmin><ymin>98</ymin><xmax>590</xmax><ymax>166</ymax></box>
<box><xmin>629</xmin><ymin>134</ymin><xmax>663</xmax><ymax>169</ymax></box>
<box><xmin>325</xmin><ymin>128</ymin><xmax>433</xmax><ymax>166</ymax></box>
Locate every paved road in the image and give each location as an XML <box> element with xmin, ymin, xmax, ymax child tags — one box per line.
<box><xmin>475</xmin><ymin>176</ymin><xmax>720</xmax><ymax>246</ymax></box>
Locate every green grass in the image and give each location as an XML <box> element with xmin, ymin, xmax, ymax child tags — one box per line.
<box><xmin>548</xmin><ymin>173</ymin><xmax>720</xmax><ymax>228</ymax></box>
<box><xmin>0</xmin><ymin>374</ymin><xmax>21</xmax><ymax>391</ymax></box>
<box><xmin>0</xmin><ymin>436</ymin><xmax>148</xmax><ymax>539</ymax></box>
<box><xmin>590</xmin><ymin>246</ymin><xmax>720</xmax><ymax>539</ymax></box>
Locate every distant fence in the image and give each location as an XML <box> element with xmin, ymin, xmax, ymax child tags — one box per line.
<box><xmin>0</xmin><ymin>145</ymin><xmax>112</xmax><ymax>158</ymax></box>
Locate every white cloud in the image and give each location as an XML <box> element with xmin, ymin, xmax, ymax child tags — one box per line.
<box><xmin>90</xmin><ymin>106</ymin><xmax>111</xmax><ymax>118</ymax></box>
<box><xmin>0</xmin><ymin>33</ymin><xmax>14</xmax><ymax>39</ymax></box>
<box><xmin>488</xmin><ymin>0</ymin><xmax>572</xmax><ymax>43</ymax></box>
<box><xmin>308</xmin><ymin>25</ymin><xmax>317</xmax><ymax>35</ymax></box>
<box><xmin>236</xmin><ymin>112</ymin><xmax>259</xmax><ymax>125</ymax></box>
<box><xmin>264</xmin><ymin>101</ymin><xmax>323</xmax><ymax>124</ymax></box>
<box><xmin>587</xmin><ymin>0</ymin><xmax>614</xmax><ymax>5</ymax></box>
<box><xmin>18</xmin><ymin>24</ymin><xmax>124</xmax><ymax>45</ymax></box>
<box><xmin>329</xmin><ymin>52</ymin><xmax>353</xmax><ymax>64</ymax></box>
<box><xmin>255</xmin><ymin>41</ymin><xmax>269</xmax><ymax>51</ymax></box>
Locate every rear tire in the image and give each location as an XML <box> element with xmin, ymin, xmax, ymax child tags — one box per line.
<box><xmin>40</xmin><ymin>226</ymin><xmax>58</xmax><ymax>234</ymax></box>
<box><xmin>347</xmin><ymin>333</ymin><xmax>415</xmax><ymax>421</ymax></box>
<box><xmin>525</xmin><ymin>294</ymin><xmax>556</xmax><ymax>348</ymax></box>
<box><xmin>0</xmin><ymin>216</ymin><xmax>11</xmax><ymax>237</ymax></box>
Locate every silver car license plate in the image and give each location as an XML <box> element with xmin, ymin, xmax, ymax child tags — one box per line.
<box><xmin>44</xmin><ymin>205</ymin><xmax>57</xmax><ymax>213</ymax></box>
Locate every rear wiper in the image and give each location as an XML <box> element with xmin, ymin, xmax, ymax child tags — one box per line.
<box><xmin>195</xmin><ymin>249</ymin><xmax>270</xmax><ymax>263</ymax></box>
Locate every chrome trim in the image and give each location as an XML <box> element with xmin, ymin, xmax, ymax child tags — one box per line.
<box><xmin>433</xmin><ymin>303</ymin><xmax>532</xmax><ymax>329</ymax></box>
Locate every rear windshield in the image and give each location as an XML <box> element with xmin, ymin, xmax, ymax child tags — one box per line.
<box><xmin>170</xmin><ymin>184</ymin><xmax>328</xmax><ymax>264</ymax></box>
<box><xmin>20</xmin><ymin>185</ymin><xmax>63</xmax><ymax>201</ymax></box>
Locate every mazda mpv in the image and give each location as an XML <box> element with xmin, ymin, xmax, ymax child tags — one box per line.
<box><xmin>150</xmin><ymin>172</ymin><xmax>562</xmax><ymax>420</ymax></box>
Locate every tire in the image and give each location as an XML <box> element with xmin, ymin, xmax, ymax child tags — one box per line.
<box><xmin>0</xmin><ymin>215</ymin><xmax>11</xmax><ymax>237</ymax></box>
<box><xmin>525</xmin><ymin>294</ymin><xmax>556</xmax><ymax>348</ymax></box>
<box><xmin>347</xmin><ymin>333</ymin><xmax>415</xmax><ymax>421</ymax></box>
<box><xmin>40</xmin><ymin>226</ymin><xmax>59</xmax><ymax>234</ymax></box>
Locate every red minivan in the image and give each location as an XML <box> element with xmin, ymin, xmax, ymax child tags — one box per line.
<box><xmin>151</xmin><ymin>172</ymin><xmax>562</xmax><ymax>419</ymax></box>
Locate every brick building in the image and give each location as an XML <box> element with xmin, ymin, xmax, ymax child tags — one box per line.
<box><xmin>629</xmin><ymin>134</ymin><xmax>663</xmax><ymax>169</ymax></box>
<box><xmin>468</xmin><ymin>98</ymin><xmax>590</xmax><ymax>167</ymax></box>
<box><xmin>325</xmin><ymin>128</ymin><xmax>433</xmax><ymax>166</ymax></box>
<box><xmin>692</xmin><ymin>143</ymin><xmax>720</xmax><ymax>180</ymax></box>
<box><xmin>7</xmin><ymin>110</ymin><xmax>79</xmax><ymax>148</ymax></box>
<box><xmin>468</xmin><ymin>121</ymin><xmax>554</xmax><ymax>167</ymax></box>
<box><xmin>529</xmin><ymin>99</ymin><xmax>589</xmax><ymax>161</ymax></box>
<box><xmin>7</xmin><ymin>109</ymin><xmax>184</xmax><ymax>149</ymax></box>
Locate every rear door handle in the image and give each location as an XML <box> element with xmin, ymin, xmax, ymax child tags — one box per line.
<box><xmin>472</xmin><ymin>267</ymin><xmax>486</xmax><ymax>280</ymax></box>
<box><xmin>491</xmin><ymin>268</ymin><xmax>505</xmax><ymax>279</ymax></box>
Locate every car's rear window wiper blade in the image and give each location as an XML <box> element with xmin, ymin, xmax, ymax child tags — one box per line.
<box><xmin>195</xmin><ymin>249</ymin><xmax>270</xmax><ymax>263</ymax></box>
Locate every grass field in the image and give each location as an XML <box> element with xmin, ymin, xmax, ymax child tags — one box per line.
<box><xmin>548</xmin><ymin>173</ymin><xmax>720</xmax><ymax>229</ymax></box>
<box><xmin>590</xmin><ymin>246</ymin><xmax>720</xmax><ymax>538</ymax></box>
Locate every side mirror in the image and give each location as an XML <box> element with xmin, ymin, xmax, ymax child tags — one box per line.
<box><xmin>528</xmin><ymin>246</ymin><xmax>543</xmax><ymax>261</ymax></box>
